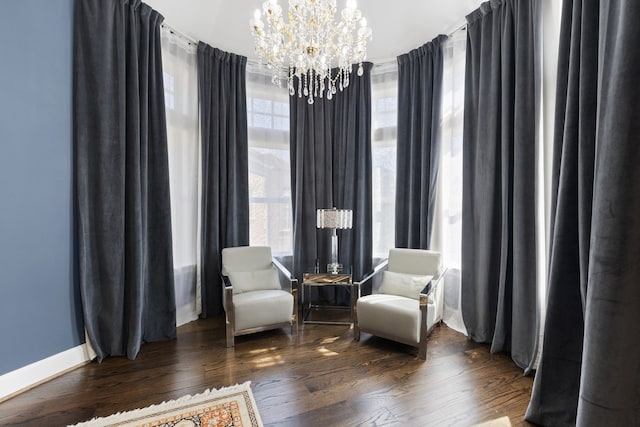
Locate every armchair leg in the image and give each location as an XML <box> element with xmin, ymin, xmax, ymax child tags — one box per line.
<box><xmin>418</xmin><ymin>294</ymin><xmax>428</xmax><ymax>360</ymax></box>
<box><xmin>354</xmin><ymin>324</ymin><xmax>361</xmax><ymax>342</ymax></box>
<box><xmin>225</xmin><ymin>285</ymin><xmax>235</xmax><ymax>348</ymax></box>
<box><xmin>291</xmin><ymin>287</ymin><xmax>298</xmax><ymax>336</ymax></box>
<box><xmin>226</xmin><ymin>318</ymin><xmax>235</xmax><ymax>348</ymax></box>
<box><xmin>418</xmin><ymin>338</ymin><xmax>427</xmax><ymax>360</ymax></box>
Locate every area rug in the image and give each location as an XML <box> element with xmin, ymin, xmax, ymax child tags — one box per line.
<box><xmin>69</xmin><ymin>381</ymin><xmax>263</xmax><ymax>427</ymax></box>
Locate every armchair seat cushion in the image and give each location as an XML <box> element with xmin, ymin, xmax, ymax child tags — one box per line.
<box><xmin>233</xmin><ymin>289</ymin><xmax>293</xmax><ymax>331</ymax></box>
<box><xmin>357</xmin><ymin>294</ymin><xmax>437</xmax><ymax>345</ymax></box>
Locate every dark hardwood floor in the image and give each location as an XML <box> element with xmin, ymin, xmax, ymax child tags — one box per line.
<box><xmin>0</xmin><ymin>317</ymin><xmax>534</xmax><ymax>426</ymax></box>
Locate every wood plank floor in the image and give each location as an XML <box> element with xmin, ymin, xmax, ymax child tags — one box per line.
<box><xmin>0</xmin><ymin>317</ymin><xmax>534</xmax><ymax>426</ymax></box>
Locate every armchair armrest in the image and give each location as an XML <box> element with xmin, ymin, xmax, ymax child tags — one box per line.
<box><xmin>431</xmin><ymin>266</ymin><xmax>447</xmax><ymax>285</ymax></box>
<box><xmin>352</xmin><ymin>259</ymin><xmax>388</xmax><ymax>341</ymax></box>
<box><xmin>417</xmin><ymin>267</ymin><xmax>447</xmax><ymax>359</ymax></box>
<box><xmin>273</xmin><ymin>258</ymin><xmax>296</xmax><ymax>286</ymax></box>
<box><xmin>420</xmin><ymin>282</ymin><xmax>433</xmax><ymax>298</ymax></box>
<box><xmin>221</xmin><ymin>273</ymin><xmax>232</xmax><ymax>287</ymax></box>
<box><xmin>221</xmin><ymin>273</ymin><xmax>235</xmax><ymax>348</ymax></box>
<box><xmin>419</xmin><ymin>267</ymin><xmax>447</xmax><ymax>299</ymax></box>
<box><xmin>272</xmin><ymin>258</ymin><xmax>298</xmax><ymax>329</ymax></box>
<box><xmin>272</xmin><ymin>257</ymin><xmax>298</xmax><ymax>295</ymax></box>
<box><xmin>354</xmin><ymin>259</ymin><xmax>388</xmax><ymax>297</ymax></box>
<box><xmin>221</xmin><ymin>273</ymin><xmax>233</xmax><ymax>301</ymax></box>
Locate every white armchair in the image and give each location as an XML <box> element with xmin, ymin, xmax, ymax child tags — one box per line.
<box><xmin>354</xmin><ymin>248</ymin><xmax>446</xmax><ymax>360</ymax></box>
<box><xmin>221</xmin><ymin>246</ymin><xmax>298</xmax><ymax>348</ymax></box>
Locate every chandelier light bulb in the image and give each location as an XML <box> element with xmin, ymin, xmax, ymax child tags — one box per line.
<box><xmin>250</xmin><ymin>0</ymin><xmax>372</xmax><ymax>102</ymax></box>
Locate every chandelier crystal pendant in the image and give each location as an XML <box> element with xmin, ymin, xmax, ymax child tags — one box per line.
<box><xmin>250</xmin><ymin>0</ymin><xmax>372</xmax><ymax>104</ymax></box>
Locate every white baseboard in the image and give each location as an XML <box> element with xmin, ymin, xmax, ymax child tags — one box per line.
<box><xmin>0</xmin><ymin>344</ymin><xmax>93</xmax><ymax>402</ymax></box>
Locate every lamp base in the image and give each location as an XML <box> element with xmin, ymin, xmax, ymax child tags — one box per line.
<box><xmin>327</xmin><ymin>263</ymin><xmax>343</xmax><ymax>274</ymax></box>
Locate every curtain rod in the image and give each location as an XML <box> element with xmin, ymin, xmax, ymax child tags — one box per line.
<box><xmin>447</xmin><ymin>22</ymin><xmax>467</xmax><ymax>38</ymax></box>
<box><xmin>161</xmin><ymin>22</ymin><xmax>198</xmax><ymax>46</ymax></box>
<box><xmin>160</xmin><ymin>21</ymin><xmax>466</xmax><ymax>62</ymax></box>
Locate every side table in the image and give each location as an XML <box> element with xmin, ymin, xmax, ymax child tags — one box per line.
<box><xmin>302</xmin><ymin>271</ymin><xmax>355</xmax><ymax>325</ymax></box>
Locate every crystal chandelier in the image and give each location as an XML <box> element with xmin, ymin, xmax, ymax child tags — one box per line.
<box><xmin>250</xmin><ymin>0</ymin><xmax>372</xmax><ymax>104</ymax></box>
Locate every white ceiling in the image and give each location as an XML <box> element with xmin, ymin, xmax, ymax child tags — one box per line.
<box><xmin>144</xmin><ymin>0</ymin><xmax>483</xmax><ymax>63</ymax></box>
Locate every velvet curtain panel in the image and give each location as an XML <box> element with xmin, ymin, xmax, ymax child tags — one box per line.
<box><xmin>460</xmin><ymin>0</ymin><xmax>540</xmax><ymax>371</ymax></box>
<box><xmin>197</xmin><ymin>43</ymin><xmax>249</xmax><ymax>317</ymax></box>
<box><xmin>290</xmin><ymin>63</ymin><xmax>373</xmax><ymax>291</ymax></box>
<box><xmin>290</xmin><ymin>91</ymin><xmax>334</xmax><ymax>282</ymax></box>
<box><xmin>330</xmin><ymin>63</ymin><xmax>373</xmax><ymax>282</ymax></box>
<box><xmin>395</xmin><ymin>35</ymin><xmax>446</xmax><ymax>249</ymax></box>
<box><xmin>74</xmin><ymin>0</ymin><xmax>176</xmax><ymax>361</ymax></box>
<box><xmin>525</xmin><ymin>0</ymin><xmax>596</xmax><ymax>422</ymax></box>
<box><xmin>526</xmin><ymin>0</ymin><xmax>640</xmax><ymax>425</ymax></box>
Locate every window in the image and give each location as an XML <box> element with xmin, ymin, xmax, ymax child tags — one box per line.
<box><xmin>248</xmin><ymin>97</ymin><xmax>289</xmax><ymax>131</ymax></box>
<box><xmin>436</xmin><ymin>33</ymin><xmax>465</xmax><ymax>270</ymax></box>
<box><xmin>247</xmin><ymin>65</ymin><xmax>293</xmax><ymax>256</ymax></box>
<box><xmin>371</xmin><ymin>62</ymin><xmax>399</xmax><ymax>259</ymax></box>
<box><xmin>161</xmin><ymin>28</ymin><xmax>200</xmax><ymax>326</ymax></box>
<box><xmin>435</xmin><ymin>29</ymin><xmax>466</xmax><ymax>335</ymax></box>
<box><xmin>162</xmin><ymin>48</ymin><xmax>198</xmax><ymax>269</ymax></box>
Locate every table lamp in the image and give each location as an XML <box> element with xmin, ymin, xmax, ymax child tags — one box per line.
<box><xmin>317</xmin><ymin>207</ymin><xmax>353</xmax><ymax>274</ymax></box>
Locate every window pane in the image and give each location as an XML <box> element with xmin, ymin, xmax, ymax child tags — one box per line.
<box><xmin>273</xmin><ymin>101</ymin><xmax>288</xmax><ymax>116</ymax></box>
<box><xmin>163</xmin><ymin>72</ymin><xmax>174</xmax><ymax>91</ymax></box>
<box><xmin>253</xmin><ymin>98</ymin><xmax>272</xmax><ymax>114</ymax></box>
<box><xmin>273</xmin><ymin>116</ymin><xmax>289</xmax><ymax>131</ymax></box>
<box><xmin>163</xmin><ymin>72</ymin><xmax>176</xmax><ymax>110</ymax></box>
<box><xmin>378</xmin><ymin>111</ymin><xmax>396</xmax><ymax>128</ymax></box>
<box><xmin>248</xmin><ymin>146</ymin><xmax>292</xmax><ymax>255</ymax></box>
<box><xmin>252</xmin><ymin>113</ymin><xmax>272</xmax><ymax>129</ymax></box>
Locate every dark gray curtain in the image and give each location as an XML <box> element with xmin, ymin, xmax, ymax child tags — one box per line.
<box><xmin>525</xmin><ymin>0</ymin><xmax>595</xmax><ymax>422</ymax></box>
<box><xmin>290</xmin><ymin>90</ymin><xmax>334</xmax><ymax>282</ymax></box>
<box><xmin>197</xmin><ymin>43</ymin><xmax>249</xmax><ymax>317</ymax></box>
<box><xmin>526</xmin><ymin>1</ymin><xmax>640</xmax><ymax>425</ymax></box>
<box><xmin>460</xmin><ymin>0</ymin><xmax>540</xmax><ymax>371</ymax></box>
<box><xmin>331</xmin><ymin>63</ymin><xmax>373</xmax><ymax>282</ymax></box>
<box><xmin>74</xmin><ymin>0</ymin><xmax>176</xmax><ymax>361</ymax></box>
<box><xmin>395</xmin><ymin>35</ymin><xmax>446</xmax><ymax>249</ymax></box>
<box><xmin>290</xmin><ymin>63</ymin><xmax>373</xmax><ymax>295</ymax></box>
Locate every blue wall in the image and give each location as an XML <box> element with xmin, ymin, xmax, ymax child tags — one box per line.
<box><xmin>0</xmin><ymin>0</ymin><xmax>83</xmax><ymax>375</ymax></box>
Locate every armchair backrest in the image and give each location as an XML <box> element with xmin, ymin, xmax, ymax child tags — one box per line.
<box><xmin>222</xmin><ymin>246</ymin><xmax>282</xmax><ymax>295</ymax></box>
<box><xmin>388</xmin><ymin>248</ymin><xmax>441</xmax><ymax>276</ymax></box>
<box><xmin>222</xmin><ymin>246</ymin><xmax>273</xmax><ymax>275</ymax></box>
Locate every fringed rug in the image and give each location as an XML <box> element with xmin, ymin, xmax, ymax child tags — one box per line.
<box><xmin>69</xmin><ymin>381</ymin><xmax>263</xmax><ymax>427</ymax></box>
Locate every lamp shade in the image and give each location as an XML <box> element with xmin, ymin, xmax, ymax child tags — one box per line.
<box><xmin>317</xmin><ymin>208</ymin><xmax>353</xmax><ymax>229</ymax></box>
